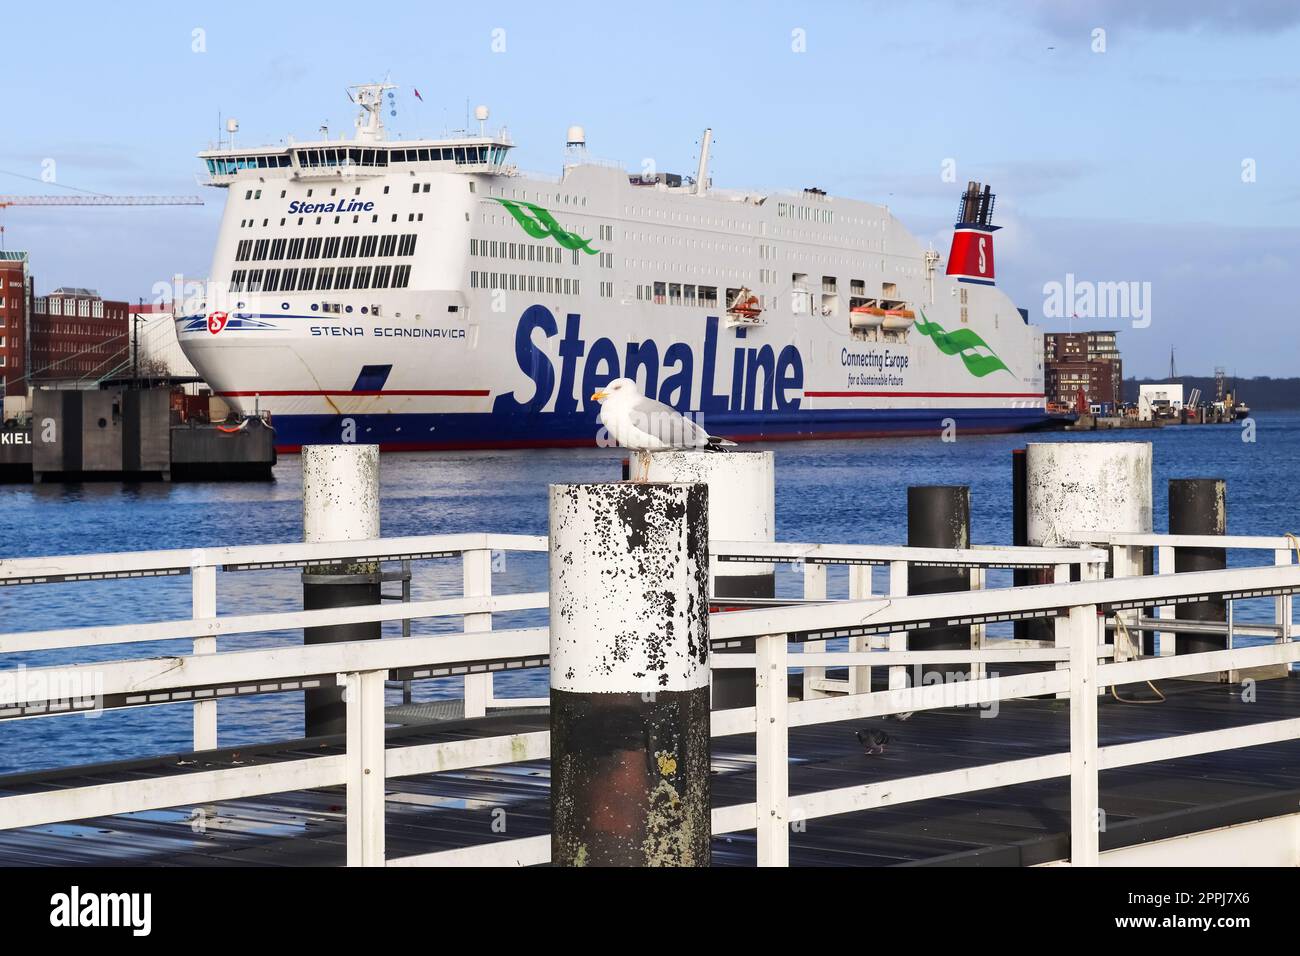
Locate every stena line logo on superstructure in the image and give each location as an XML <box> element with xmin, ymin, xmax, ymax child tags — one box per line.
<box><xmin>493</xmin><ymin>304</ymin><xmax>804</xmax><ymax>416</ymax></box>
<box><xmin>287</xmin><ymin>199</ymin><xmax>375</xmax><ymax>215</ymax></box>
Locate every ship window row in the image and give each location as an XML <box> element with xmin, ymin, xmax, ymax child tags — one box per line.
<box><xmin>229</xmin><ymin>263</ymin><xmax>411</xmax><ymax>293</ymax></box>
<box><xmin>636</xmin><ymin>283</ymin><xmax>720</xmax><ymax>307</ymax></box>
<box><xmin>469</xmin><ymin>271</ymin><xmax>579</xmax><ymax>296</ymax></box>
<box><xmin>235</xmin><ymin>234</ymin><xmax>417</xmax><ymax>262</ymax></box>
<box><xmin>285</xmin><ymin>145</ymin><xmax>505</xmax><ymax>170</ymax></box>
<box><xmin>391</xmin><ymin>145</ymin><xmax>505</xmax><ymax>165</ymax></box>
<box><xmin>487</xmin><ymin>184</ymin><xmax>588</xmax><ymax>208</ymax></box>
<box><xmin>206</xmin><ymin>155</ymin><xmax>292</xmax><ymax>175</ymax></box>
<box><xmin>469</xmin><ymin>238</ymin><xmax>571</xmax><ymax>265</ymax></box>
<box><xmin>777</xmin><ymin>202</ymin><xmax>835</xmax><ymax>224</ymax></box>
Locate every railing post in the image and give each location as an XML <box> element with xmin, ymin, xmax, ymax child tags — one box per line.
<box><xmin>848</xmin><ymin>565</ymin><xmax>873</xmax><ymax>694</ymax></box>
<box><xmin>1053</xmin><ymin>563</ymin><xmax>1071</xmax><ymax>698</ymax></box>
<box><xmin>1157</xmin><ymin>545</ymin><xmax>1176</xmax><ymax>656</ymax></box>
<box><xmin>1068</xmin><ymin>603</ymin><xmax>1100</xmax><ymax>866</ymax></box>
<box><xmin>970</xmin><ymin>565</ymin><xmax>986</xmax><ymax>681</ymax></box>
<box><xmin>345</xmin><ymin>669</ymin><xmax>386</xmax><ymax>867</ymax></box>
<box><xmin>1110</xmin><ymin>546</ymin><xmax>1139</xmax><ymax>663</ymax></box>
<box><xmin>190</xmin><ymin>552</ymin><xmax>218</xmax><ymax>751</ymax></box>
<box><xmin>1276</xmin><ymin>548</ymin><xmax>1294</xmax><ymax>644</ymax></box>
<box><xmin>888</xmin><ymin>560</ymin><xmax>909</xmax><ymax>690</ymax></box>
<box><xmin>755</xmin><ymin>633</ymin><xmax>790</xmax><ymax>866</ymax></box>
<box><xmin>801</xmin><ymin>562</ymin><xmax>828</xmax><ymax>700</ymax></box>
<box><xmin>462</xmin><ymin>547</ymin><xmax>493</xmax><ymax>718</ymax></box>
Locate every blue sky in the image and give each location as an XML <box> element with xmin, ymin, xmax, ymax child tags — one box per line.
<box><xmin>3</xmin><ymin>0</ymin><xmax>1298</xmax><ymax>376</ymax></box>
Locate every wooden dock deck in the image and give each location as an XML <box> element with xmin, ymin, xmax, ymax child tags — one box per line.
<box><xmin>2</xmin><ymin>675</ymin><xmax>1296</xmax><ymax>867</ymax></box>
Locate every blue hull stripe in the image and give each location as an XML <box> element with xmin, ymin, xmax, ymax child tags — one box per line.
<box><xmin>268</xmin><ymin>406</ymin><xmax>1049</xmax><ymax>449</ymax></box>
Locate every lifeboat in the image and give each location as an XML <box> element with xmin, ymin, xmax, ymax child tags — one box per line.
<box><xmin>727</xmin><ymin>287</ymin><xmax>763</xmax><ymax>321</ymax></box>
<box><xmin>849</xmin><ymin>305</ymin><xmax>885</xmax><ymax>331</ymax></box>
<box><xmin>882</xmin><ymin>308</ymin><xmax>916</xmax><ymax>331</ymax></box>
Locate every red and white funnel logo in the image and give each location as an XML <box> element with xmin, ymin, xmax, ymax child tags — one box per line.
<box><xmin>207</xmin><ymin>311</ymin><xmax>229</xmax><ymax>335</ymax></box>
<box><xmin>946</xmin><ymin>229</ymin><xmax>996</xmax><ymax>284</ymax></box>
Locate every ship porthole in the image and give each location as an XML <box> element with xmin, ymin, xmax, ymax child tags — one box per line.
<box><xmin>345</xmin><ymin>306</ymin><xmax>353</xmax><ymax>313</ymax></box>
<box><xmin>361</xmin><ymin>307</ymin><xmax>369</xmax><ymax>315</ymax></box>
<box><xmin>281</xmin><ymin>302</ymin><xmax>289</xmax><ymax>310</ymax></box>
<box><xmin>311</xmin><ymin>304</ymin><xmax>319</xmax><ymax>311</ymax></box>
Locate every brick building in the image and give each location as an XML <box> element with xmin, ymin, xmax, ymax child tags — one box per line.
<box><xmin>0</xmin><ymin>251</ymin><xmax>32</xmax><ymax>397</ymax></box>
<box><xmin>1044</xmin><ymin>330</ymin><xmax>1123</xmax><ymax>411</ymax></box>
<box><xmin>30</xmin><ymin>288</ymin><xmax>130</xmax><ymax>384</ymax></box>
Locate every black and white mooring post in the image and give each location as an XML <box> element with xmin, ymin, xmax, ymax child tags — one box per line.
<box><xmin>907</xmin><ymin>485</ymin><xmax>971</xmax><ymax>683</ymax></box>
<box><xmin>1169</xmin><ymin>478</ymin><xmax>1228</xmax><ymax>654</ymax></box>
<box><xmin>549</xmin><ymin>482</ymin><xmax>712</xmax><ymax>867</ymax></box>
<box><xmin>302</xmin><ymin>444</ymin><xmax>382</xmax><ymax>737</ymax></box>
<box><xmin>633</xmin><ymin>450</ymin><xmax>775</xmax><ymax>710</ymax></box>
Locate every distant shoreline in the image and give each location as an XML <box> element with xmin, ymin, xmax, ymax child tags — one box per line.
<box><xmin>1124</xmin><ymin>376</ymin><xmax>1300</xmax><ymax>411</ymax></box>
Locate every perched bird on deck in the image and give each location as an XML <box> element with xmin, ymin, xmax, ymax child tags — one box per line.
<box><xmin>591</xmin><ymin>377</ymin><xmax>736</xmax><ymax>460</ymax></box>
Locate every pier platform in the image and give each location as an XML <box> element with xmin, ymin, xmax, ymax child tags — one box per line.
<box><xmin>1</xmin><ymin>675</ymin><xmax>1295</xmax><ymax>867</ymax></box>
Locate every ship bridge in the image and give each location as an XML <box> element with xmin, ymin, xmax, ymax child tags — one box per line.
<box><xmin>199</xmin><ymin>83</ymin><xmax>513</xmax><ymax>186</ymax></box>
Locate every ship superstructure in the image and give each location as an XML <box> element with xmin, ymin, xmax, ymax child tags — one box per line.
<box><xmin>179</xmin><ymin>84</ymin><xmax>1047</xmax><ymax>450</ymax></box>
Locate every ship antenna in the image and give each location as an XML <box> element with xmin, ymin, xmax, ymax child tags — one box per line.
<box><xmin>348</xmin><ymin>81</ymin><xmax>397</xmax><ymax>143</ymax></box>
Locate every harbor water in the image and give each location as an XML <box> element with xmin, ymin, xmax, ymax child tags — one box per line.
<box><xmin>1</xmin><ymin>415</ymin><xmax>1296</xmax><ymax>774</ymax></box>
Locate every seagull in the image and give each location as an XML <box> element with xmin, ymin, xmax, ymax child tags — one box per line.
<box><xmin>590</xmin><ymin>378</ymin><xmax>735</xmax><ymax>477</ymax></box>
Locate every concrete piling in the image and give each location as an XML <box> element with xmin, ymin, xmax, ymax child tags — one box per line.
<box><xmin>1025</xmin><ymin>442</ymin><xmax>1153</xmax><ymax>549</ymax></box>
<box><xmin>1026</xmin><ymin>442</ymin><xmax>1154</xmax><ymax>660</ymax></box>
<box><xmin>907</xmin><ymin>486</ymin><xmax>971</xmax><ymax>683</ymax></box>
<box><xmin>632</xmin><ymin>450</ymin><xmax>774</xmax><ymax>709</ymax></box>
<box><xmin>548</xmin><ymin>482</ymin><xmax>712</xmax><ymax>867</ymax></box>
<box><xmin>1169</xmin><ymin>478</ymin><xmax>1228</xmax><ymax>653</ymax></box>
<box><xmin>301</xmin><ymin>445</ymin><xmax>382</xmax><ymax>737</ymax></box>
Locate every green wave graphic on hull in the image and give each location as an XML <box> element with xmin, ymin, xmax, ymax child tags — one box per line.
<box><xmin>915</xmin><ymin>310</ymin><xmax>1012</xmax><ymax>377</ymax></box>
<box><xmin>493</xmin><ymin>198</ymin><xmax>599</xmax><ymax>254</ymax></box>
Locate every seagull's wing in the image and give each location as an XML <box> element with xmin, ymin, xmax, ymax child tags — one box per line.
<box><xmin>626</xmin><ymin>395</ymin><xmax>712</xmax><ymax>448</ymax></box>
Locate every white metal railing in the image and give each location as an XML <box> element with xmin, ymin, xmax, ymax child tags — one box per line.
<box><xmin>1</xmin><ymin>543</ymin><xmax>1297</xmax><ymax>867</ymax></box>
<box><xmin>0</xmin><ymin>535</ymin><xmax>1104</xmax><ymax>741</ymax></box>
<box><xmin>713</xmin><ymin>539</ymin><xmax>1107</xmax><ymax>695</ymax></box>
<box><xmin>0</xmin><ymin>533</ymin><xmax>550</xmax><ymax>745</ymax></box>
<box><xmin>1067</xmin><ymin>532</ymin><xmax>1299</xmax><ymax>661</ymax></box>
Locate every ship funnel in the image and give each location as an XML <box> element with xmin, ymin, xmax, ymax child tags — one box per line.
<box><xmin>945</xmin><ymin>181</ymin><xmax>999</xmax><ymax>286</ymax></box>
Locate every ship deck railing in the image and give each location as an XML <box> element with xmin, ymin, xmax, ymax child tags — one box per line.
<box><xmin>0</xmin><ymin>532</ymin><xmax>1297</xmax><ymax>866</ymax></box>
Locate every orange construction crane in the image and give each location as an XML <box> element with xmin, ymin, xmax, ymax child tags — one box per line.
<box><xmin>0</xmin><ymin>194</ymin><xmax>203</xmax><ymax>246</ymax></box>
<box><xmin>0</xmin><ymin>195</ymin><xmax>203</xmax><ymax>208</ymax></box>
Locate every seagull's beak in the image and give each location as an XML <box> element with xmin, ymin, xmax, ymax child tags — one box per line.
<box><xmin>591</xmin><ymin>390</ymin><xmax>607</xmax><ymax>401</ymax></box>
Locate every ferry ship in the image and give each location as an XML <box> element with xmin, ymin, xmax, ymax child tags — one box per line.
<box><xmin>178</xmin><ymin>83</ymin><xmax>1047</xmax><ymax>451</ymax></box>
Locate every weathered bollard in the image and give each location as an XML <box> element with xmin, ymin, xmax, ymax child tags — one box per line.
<box><xmin>549</xmin><ymin>482</ymin><xmax>712</xmax><ymax>867</ymax></box>
<box><xmin>1026</xmin><ymin>442</ymin><xmax>1153</xmax><ymax>659</ymax></box>
<box><xmin>907</xmin><ymin>486</ymin><xmax>971</xmax><ymax>683</ymax></box>
<box><xmin>302</xmin><ymin>445</ymin><xmax>381</xmax><ymax>737</ymax></box>
<box><xmin>633</xmin><ymin>450</ymin><xmax>774</xmax><ymax>710</ymax></box>
<box><xmin>1025</xmin><ymin>442</ymin><xmax>1153</xmax><ymax>548</ymax></box>
<box><xmin>1169</xmin><ymin>478</ymin><xmax>1227</xmax><ymax>654</ymax></box>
